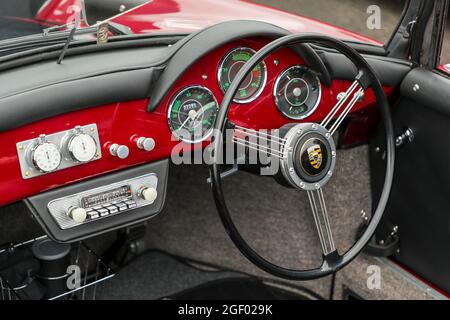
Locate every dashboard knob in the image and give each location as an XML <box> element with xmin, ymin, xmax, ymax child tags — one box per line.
<box><xmin>109</xmin><ymin>144</ymin><xmax>129</xmax><ymax>159</ymax></box>
<box><xmin>138</xmin><ymin>187</ymin><xmax>158</xmax><ymax>203</ymax></box>
<box><xmin>136</xmin><ymin>137</ymin><xmax>155</xmax><ymax>152</ymax></box>
<box><xmin>67</xmin><ymin>207</ymin><xmax>87</xmax><ymax>223</ymax></box>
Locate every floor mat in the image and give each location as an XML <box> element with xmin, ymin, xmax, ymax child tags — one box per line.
<box><xmin>169</xmin><ymin>277</ymin><xmax>307</xmax><ymax>300</ymax></box>
<box><xmin>95</xmin><ymin>251</ymin><xmax>311</xmax><ymax>300</ymax></box>
<box><xmin>96</xmin><ymin>251</ymin><xmax>246</xmax><ymax>300</ymax></box>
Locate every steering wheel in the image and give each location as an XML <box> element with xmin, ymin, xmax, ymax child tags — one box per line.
<box><xmin>210</xmin><ymin>34</ymin><xmax>395</xmax><ymax>280</ymax></box>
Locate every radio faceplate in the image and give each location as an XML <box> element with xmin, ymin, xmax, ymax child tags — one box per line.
<box><xmin>47</xmin><ymin>173</ymin><xmax>158</xmax><ymax>229</ymax></box>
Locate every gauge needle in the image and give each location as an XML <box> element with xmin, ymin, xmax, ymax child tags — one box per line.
<box><xmin>178</xmin><ymin>109</ymin><xmax>198</xmax><ymax>131</ymax></box>
<box><xmin>191</xmin><ymin>102</ymin><xmax>215</xmax><ymax>124</ymax></box>
<box><xmin>177</xmin><ymin>102</ymin><xmax>215</xmax><ymax>132</ymax></box>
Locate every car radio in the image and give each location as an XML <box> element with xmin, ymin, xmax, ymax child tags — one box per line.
<box><xmin>47</xmin><ymin>173</ymin><xmax>158</xmax><ymax>230</ymax></box>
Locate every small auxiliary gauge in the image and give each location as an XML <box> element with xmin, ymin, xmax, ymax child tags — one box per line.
<box><xmin>29</xmin><ymin>138</ymin><xmax>62</xmax><ymax>173</ymax></box>
<box><xmin>17</xmin><ymin>124</ymin><xmax>102</xmax><ymax>179</ymax></box>
<box><xmin>66</xmin><ymin>128</ymin><xmax>98</xmax><ymax>163</ymax></box>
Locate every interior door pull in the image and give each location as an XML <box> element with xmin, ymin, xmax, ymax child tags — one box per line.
<box><xmin>395</xmin><ymin>128</ymin><xmax>414</xmax><ymax>147</ymax></box>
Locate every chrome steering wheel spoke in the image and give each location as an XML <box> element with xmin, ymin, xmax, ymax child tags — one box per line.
<box><xmin>306</xmin><ymin>187</ymin><xmax>337</xmax><ymax>257</ymax></box>
<box><xmin>321</xmin><ymin>71</ymin><xmax>368</xmax><ymax>136</ymax></box>
<box><xmin>231</xmin><ymin>124</ymin><xmax>287</xmax><ymax>161</ymax></box>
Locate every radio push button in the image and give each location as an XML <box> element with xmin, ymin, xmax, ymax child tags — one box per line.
<box><xmin>117</xmin><ymin>203</ymin><xmax>128</xmax><ymax>211</ymax></box>
<box><xmin>125</xmin><ymin>200</ymin><xmax>137</xmax><ymax>209</ymax></box>
<box><xmin>106</xmin><ymin>205</ymin><xmax>119</xmax><ymax>214</ymax></box>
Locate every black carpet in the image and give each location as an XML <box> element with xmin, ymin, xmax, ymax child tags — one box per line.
<box><xmin>96</xmin><ymin>251</ymin><xmax>310</xmax><ymax>300</ymax></box>
<box><xmin>169</xmin><ymin>277</ymin><xmax>306</xmax><ymax>300</ymax></box>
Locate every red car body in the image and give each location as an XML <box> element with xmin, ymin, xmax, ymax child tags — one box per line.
<box><xmin>34</xmin><ymin>0</ymin><xmax>381</xmax><ymax>45</ymax></box>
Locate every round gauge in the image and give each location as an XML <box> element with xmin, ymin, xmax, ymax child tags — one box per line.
<box><xmin>68</xmin><ymin>133</ymin><xmax>97</xmax><ymax>162</ymax></box>
<box><xmin>218</xmin><ymin>47</ymin><xmax>267</xmax><ymax>103</ymax></box>
<box><xmin>273</xmin><ymin>65</ymin><xmax>322</xmax><ymax>120</ymax></box>
<box><xmin>32</xmin><ymin>142</ymin><xmax>61</xmax><ymax>173</ymax></box>
<box><xmin>168</xmin><ymin>86</ymin><xmax>219</xmax><ymax>143</ymax></box>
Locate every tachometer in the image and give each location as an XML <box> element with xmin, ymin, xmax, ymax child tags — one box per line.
<box><xmin>273</xmin><ymin>65</ymin><xmax>321</xmax><ymax>120</ymax></box>
<box><xmin>168</xmin><ymin>86</ymin><xmax>218</xmax><ymax>143</ymax></box>
<box><xmin>218</xmin><ymin>47</ymin><xmax>267</xmax><ymax>103</ymax></box>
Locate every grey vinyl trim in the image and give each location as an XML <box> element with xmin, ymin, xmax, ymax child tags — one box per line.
<box><xmin>319</xmin><ymin>50</ymin><xmax>412</xmax><ymax>86</ymax></box>
<box><xmin>0</xmin><ymin>46</ymin><xmax>171</xmax><ymax>131</ymax></box>
<box><xmin>400</xmin><ymin>68</ymin><xmax>450</xmax><ymax>116</ymax></box>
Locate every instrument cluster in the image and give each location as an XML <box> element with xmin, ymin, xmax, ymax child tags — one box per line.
<box><xmin>167</xmin><ymin>46</ymin><xmax>322</xmax><ymax>143</ymax></box>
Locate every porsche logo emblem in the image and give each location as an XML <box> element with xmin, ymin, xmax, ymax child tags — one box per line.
<box><xmin>307</xmin><ymin>145</ymin><xmax>323</xmax><ymax>169</ymax></box>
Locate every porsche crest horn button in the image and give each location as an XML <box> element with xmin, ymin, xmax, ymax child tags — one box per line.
<box><xmin>298</xmin><ymin>138</ymin><xmax>328</xmax><ymax>177</ymax></box>
<box><xmin>307</xmin><ymin>144</ymin><xmax>323</xmax><ymax>169</ymax></box>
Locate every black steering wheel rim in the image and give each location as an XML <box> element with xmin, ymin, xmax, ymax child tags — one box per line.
<box><xmin>210</xmin><ymin>33</ymin><xmax>395</xmax><ymax>280</ymax></box>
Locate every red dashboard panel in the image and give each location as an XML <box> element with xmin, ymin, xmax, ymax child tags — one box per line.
<box><xmin>0</xmin><ymin>38</ymin><xmax>394</xmax><ymax>206</ymax></box>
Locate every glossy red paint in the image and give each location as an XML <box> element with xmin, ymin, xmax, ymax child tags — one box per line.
<box><xmin>33</xmin><ymin>0</ymin><xmax>381</xmax><ymax>46</ymax></box>
<box><xmin>0</xmin><ymin>37</ymin><xmax>393</xmax><ymax>206</ymax></box>
<box><xmin>439</xmin><ymin>64</ymin><xmax>450</xmax><ymax>74</ymax></box>
<box><xmin>34</xmin><ymin>0</ymin><xmax>84</xmax><ymax>25</ymax></box>
<box><xmin>111</xmin><ymin>0</ymin><xmax>381</xmax><ymax>45</ymax></box>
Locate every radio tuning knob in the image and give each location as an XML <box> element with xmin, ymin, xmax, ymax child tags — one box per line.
<box><xmin>136</xmin><ymin>137</ymin><xmax>155</xmax><ymax>152</ymax></box>
<box><xmin>109</xmin><ymin>144</ymin><xmax>129</xmax><ymax>159</ymax></box>
<box><xmin>138</xmin><ymin>186</ymin><xmax>158</xmax><ymax>203</ymax></box>
<box><xmin>67</xmin><ymin>207</ymin><xmax>87</xmax><ymax>223</ymax></box>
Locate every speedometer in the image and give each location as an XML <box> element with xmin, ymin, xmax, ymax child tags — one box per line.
<box><xmin>218</xmin><ymin>47</ymin><xmax>267</xmax><ymax>103</ymax></box>
<box><xmin>168</xmin><ymin>86</ymin><xmax>218</xmax><ymax>143</ymax></box>
<box><xmin>273</xmin><ymin>65</ymin><xmax>322</xmax><ymax>120</ymax></box>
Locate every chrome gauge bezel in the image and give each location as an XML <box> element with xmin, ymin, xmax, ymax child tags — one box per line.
<box><xmin>30</xmin><ymin>141</ymin><xmax>62</xmax><ymax>173</ymax></box>
<box><xmin>67</xmin><ymin>133</ymin><xmax>98</xmax><ymax>163</ymax></box>
<box><xmin>218</xmin><ymin>47</ymin><xmax>268</xmax><ymax>104</ymax></box>
<box><xmin>167</xmin><ymin>85</ymin><xmax>219</xmax><ymax>144</ymax></box>
<box><xmin>273</xmin><ymin>65</ymin><xmax>322</xmax><ymax>120</ymax></box>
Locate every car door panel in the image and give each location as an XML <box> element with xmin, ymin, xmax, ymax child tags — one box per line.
<box><xmin>371</xmin><ymin>67</ymin><xmax>450</xmax><ymax>294</ymax></box>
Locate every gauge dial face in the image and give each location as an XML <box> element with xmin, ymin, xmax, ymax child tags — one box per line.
<box><xmin>68</xmin><ymin>133</ymin><xmax>97</xmax><ymax>162</ymax></box>
<box><xmin>273</xmin><ymin>66</ymin><xmax>322</xmax><ymax>120</ymax></box>
<box><xmin>218</xmin><ymin>47</ymin><xmax>267</xmax><ymax>103</ymax></box>
<box><xmin>32</xmin><ymin>142</ymin><xmax>61</xmax><ymax>173</ymax></box>
<box><xmin>168</xmin><ymin>86</ymin><xmax>218</xmax><ymax>143</ymax></box>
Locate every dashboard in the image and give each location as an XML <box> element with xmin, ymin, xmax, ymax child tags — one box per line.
<box><xmin>0</xmin><ymin>37</ymin><xmax>394</xmax><ymax>208</ymax></box>
<box><xmin>0</xmin><ymin>17</ymin><xmax>411</xmax><ymax>242</ymax></box>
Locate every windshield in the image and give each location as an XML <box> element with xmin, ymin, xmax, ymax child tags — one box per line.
<box><xmin>0</xmin><ymin>0</ymin><xmax>408</xmax><ymax>51</ymax></box>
